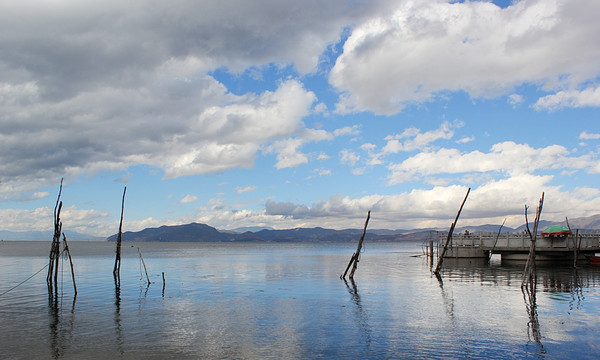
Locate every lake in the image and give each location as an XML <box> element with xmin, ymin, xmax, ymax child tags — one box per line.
<box><xmin>0</xmin><ymin>240</ymin><xmax>599</xmax><ymax>359</ymax></box>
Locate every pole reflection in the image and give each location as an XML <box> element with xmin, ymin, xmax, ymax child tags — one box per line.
<box><xmin>521</xmin><ymin>269</ymin><xmax>545</xmax><ymax>355</ymax></box>
<box><xmin>114</xmin><ymin>276</ymin><xmax>124</xmax><ymax>356</ymax></box>
<box><xmin>343</xmin><ymin>278</ymin><xmax>372</xmax><ymax>348</ymax></box>
<box><xmin>48</xmin><ymin>287</ymin><xmax>76</xmax><ymax>359</ymax></box>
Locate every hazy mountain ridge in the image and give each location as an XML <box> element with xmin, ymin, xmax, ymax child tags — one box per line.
<box><xmin>104</xmin><ymin>214</ymin><xmax>600</xmax><ymax>243</ymax></box>
<box><xmin>5</xmin><ymin>214</ymin><xmax>599</xmax><ymax>242</ymax></box>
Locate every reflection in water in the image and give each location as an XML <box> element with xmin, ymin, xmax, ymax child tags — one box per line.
<box><xmin>521</xmin><ymin>270</ymin><xmax>545</xmax><ymax>355</ymax></box>
<box><xmin>343</xmin><ymin>278</ymin><xmax>372</xmax><ymax>348</ymax></box>
<box><xmin>114</xmin><ymin>277</ymin><xmax>124</xmax><ymax>356</ymax></box>
<box><xmin>48</xmin><ymin>287</ymin><xmax>76</xmax><ymax>359</ymax></box>
<box><xmin>434</xmin><ymin>273</ymin><xmax>455</xmax><ymax>320</ymax></box>
<box><xmin>1</xmin><ymin>241</ymin><xmax>599</xmax><ymax>359</ymax></box>
<box><xmin>568</xmin><ymin>269</ymin><xmax>585</xmax><ymax>313</ymax></box>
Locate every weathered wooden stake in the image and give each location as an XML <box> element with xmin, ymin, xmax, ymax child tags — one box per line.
<box><xmin>429</xmin><ymin>239</ymin><xmax>434</xmax><ymax>264</ymax></box>
<box><xmin>47</xmin><ymin>179</ymin><xmax>64</xmax><ymax>292</ymax></box>
<box><xmin>138</xmin><ymin>247</ymin><xmax>151</xmax><ymax>284</ymax></box>
<box><xmin>113</xmin><ymin>187</ymin><xmax>126</xmax><ymax>279</ymax></box>
<box><xmin>574</xmin><ymin>229</ymin><xmax>581</xmax><ymax>269</ymax></box>
<box><xmin>62</xmin><ymin>233</ymin><xmax>77</xmax><ymax>295</ymax></box>
<box><xmin>434</xmin><ymin>188</ymin><xmax>470</xmax><ymax>275</ymax></box>
<box><xmin>341</xmin><ymin>211</ymin><xmax>371</xmax><ymax>280</ymax></box>
<box><xmin>490</xmin><ymin>217</ymin><xmax>507</xmax><ymax>259</ymax></box>
<box><xmin>521</xmin><ymin>192</ymin><xmax>544</xmax><ymax>287</ymax></box>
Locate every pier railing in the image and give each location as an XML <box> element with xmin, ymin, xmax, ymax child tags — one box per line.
<box><xmin>439</xmin><ymin>231</ymin><xmax>600</xmax><ymax>253</ymax></box>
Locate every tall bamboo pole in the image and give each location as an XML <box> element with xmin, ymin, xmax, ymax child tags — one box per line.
<box><xmin>434</xmin><ymin>188</ymin><xmax>470</xmax><ymax>275</ymax></box>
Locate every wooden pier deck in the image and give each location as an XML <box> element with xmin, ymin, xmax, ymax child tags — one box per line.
<box><xmin>434</xmin><ymin>232</ymin><xmax>600</xmax><ymax>260</ymax></box>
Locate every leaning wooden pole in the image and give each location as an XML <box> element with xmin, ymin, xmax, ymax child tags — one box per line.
<box><xmin>138</xmin><ymin>247</ymin><xmax>151</xmax><ymax>284</ymax></box>
<box><xmin>341</xmin><ymin>210</ymin><xmax>371</xmax><ymax>280</ymax></box>
<box><xmin>62</xmin><ymin>233</ymin><xmax>77</xmax><ymax>295</ymax></box>
<box><xmin>434</xmin><ymin>188</ymin><xmax>470</xmax><ymax>275</ymax></box>
<box><xmin>113</xmin><ymin>186</ymin><xmax>127</xmax><ymax>279</ymax></box>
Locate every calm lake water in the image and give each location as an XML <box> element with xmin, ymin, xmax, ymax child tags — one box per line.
<box><xmin>1</xmin><ymin>240</ymin><xmax>599</xmax><ymax>359</ymax></box>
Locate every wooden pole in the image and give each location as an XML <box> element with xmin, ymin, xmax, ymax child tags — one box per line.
<box><xmin>341</xmin><ymin>211</ymin><xmax>371</xmax><ymax>280</ymax></box>
<box><xmin>429</xmin><ymin>239</ymin><xmax>434</xmax><ymax>264</ymax></box>
<box><xmin>47</xmin><ymin>179</ymin><xmax>63</xmax><ymax>291</ymax></box>
<box><xmin>434</xmin><ymin>188</ymin><xmax>470</xmax><ymax>275</ymax></box>
<box><xmin>62</xmin><ymin>233</ymin><xmax>77</xmax><ymax>295</ymax></box>
<box><xmin>574</xmin><ymin>229</ymin><xmax>581</xmax><ymax>269</ymax></box>
<box><xmin>113</xmin><ymin>187</ymin><xmax>126</xmax><ymax>278</ymax></box>
<box><xmin>522</xmin><ymin>193</ymin><xmax>544</xmax><ymax>287</ymax></box>
<box><xmin>138</xmin><ymin>248</ymin><xmax>151</xmax><ymax>284</ymax></box>
<box><xmin>490</xmin><ymin>218</ymin><xmax>507</xmax><ymax>259</ymax></box>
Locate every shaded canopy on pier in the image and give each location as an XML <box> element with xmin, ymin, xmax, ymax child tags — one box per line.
<box><xmin>541</xmin><ymin>225</ymin><xmax>571</xmax><ymax>237</ymax></box>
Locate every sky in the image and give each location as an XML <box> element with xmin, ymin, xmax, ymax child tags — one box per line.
<box><xmin>2</xmin><ymin>0</ymin><xmax>600</xmax><ymax>237</ymax></box>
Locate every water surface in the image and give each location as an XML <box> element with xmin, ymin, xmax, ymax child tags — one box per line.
<box><xmin>1</xmin><ymin>241</ymin><xmax>598</xmax><ymax>359</ymax></box>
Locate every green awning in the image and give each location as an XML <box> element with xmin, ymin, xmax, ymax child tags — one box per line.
<box><xmin>541</xmin><ymin>224</ymin><xmax>571</xmax><ymax>236</ymax></box>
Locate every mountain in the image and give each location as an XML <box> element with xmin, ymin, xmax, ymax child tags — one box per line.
<box><xmin>105</xmin><ymin>213</ymin><xmax>600</xmax><ymax>243</ymax></box>
<box><xmin>106</xmin><ymin>223</ymin><xmax>232</xmax><ymax>242</ymax></box>
<box><xmin>106</xmin><ymin>223</ymin><xmax>426</xmax><ymax>243</ymax></box>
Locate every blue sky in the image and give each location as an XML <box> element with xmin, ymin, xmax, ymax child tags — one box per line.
<box><xmin>2</xmin><ymin>0</ymin><xmax>600</xmax><ymax>237</ymax></box>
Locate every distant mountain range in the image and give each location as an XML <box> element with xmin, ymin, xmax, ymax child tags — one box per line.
<box><xmin>104</xmin><ymin>214</ymin><xmax>600</xmax><ymax>243</ymax></box>
<box><xmin>4</xmin><ymin>214</ymin><xmax>599</xmax><ymax>242</ymax></box>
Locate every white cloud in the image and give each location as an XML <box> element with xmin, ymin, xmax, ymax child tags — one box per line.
<box><xmin>0</xmin><ymin>0</ymin><xmax>394</xmax><ymax>198</ymax></box>
<box><xmin>0</xmin><ymin>205</ymin><xmax>111</xmax><ymax>235</ymax></box>
<box><xmin>263</xmin><ymin>125</ymin><xmax>359</xmax><ymax>170</ymax></box>
<box><xmin>382</xmin><ymin>121</ymin><xmax>463</xmax><ymax>154</ymax></box>
<box><xmin>330</xmin><ymin>0</ymin><xmax>600</xmax><ymax>114</ymax></box>
<box><xmin>579</xmin><ymin>131</ymin><xmax>600</xmax><ymax>140</ymax></box>
<box><xmin>236</xmin><ymin>186</ymin><xmax>258</xmax><ymax>194</ymax></box>
<box><xmin>180</xmin><ymin>194</ymin><xmax>198</xmax><ymax>204</ymax></box>
<box><xmin>265</xmin><ymin>138</ymin><xmax>309</xmax><ymax>169</ymax></box>
<box><xmin>456</xmin><ymin>136</ymin><xmax>475</xmax><ymax>144</ymax></box>
<box><xmin>17</xmin><ymin>192</ymin><xmax>50</xmax><ymax>201</ymax></box>
<box><xmin>387</xmin><ymin>141</ymin><xmax>593</xmax><ymax>185</ymax></box>
<box><xmin>534</xmin><ymin>86</ymin><xmax>600</xmax><ymax>111</ymax></box>
<box><xmin>340</xmin><ymin>149</ymin><xmax>360</xmax><ymax>167</ymax></box>
<box><xmin>252</xmin><ymin>173</ymin><xmax>600</xmax><ymax>230</ymax></box>
<box><xmin>317</xmin><ymin>152</ymin><xmax>330</xmax><ymax>160</ymax></box>
<box><xmin>507</xmin><ymin>94</ymin><xmax>524</xmax><ymax>107</ymax></box>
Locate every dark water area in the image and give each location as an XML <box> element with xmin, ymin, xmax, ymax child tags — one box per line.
<box><xmin>1</xmin><ymin>241</ymin><xmax>599</xmax><ymax>359</ymax></box>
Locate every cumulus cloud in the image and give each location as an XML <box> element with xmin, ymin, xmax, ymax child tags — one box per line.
<box><xmin>387</xmin><ymin>141</ymin><xmax>594</xmax><ymax>185</ymax></box>
<box><xmin>254</xmin><ymin>173</ymin><xmax>600</xmax><ymax>229</ymax></box>
<box><xmin>534</xmin><ymin>86</ymin><xmax>600</xmax><ymax>111</ymax></box>
<box><xmin>330</xmin><ymin>0</ymin><xmax>600</xmax><ymax>114</ymax></box>
<box><xmin>0</xmin><ymin>0</ymin><xmax>392</xmax><ymax>199</ymax></box>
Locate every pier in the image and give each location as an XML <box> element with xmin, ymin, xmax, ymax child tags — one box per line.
<box><xmin>433</xmin><ymin>231</ymin><xmax>600</xmax><ymax>261</ymax></box>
